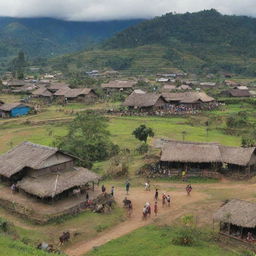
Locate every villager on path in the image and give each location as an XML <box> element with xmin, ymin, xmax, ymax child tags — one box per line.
<box><xmin>145</xmin><ymin>182</ymin><xmax>150</xmax><ymax>191</ymax></box>
<box><xmin>162</xmin><ymin>193</ymin><xmax>166</xmax><ymax>207</ymax></box>
<box><xmin>125</xmin><ymin>181</ymin><xmax>130</xmax><ymax>195</ymax></box>
<box><xmin>101</xmin><ymin>184</ymin><xmax>106</xmax><ymax>193</ymax></box>
<box><xmin>167</xmin><ymin>195</ymin><xmax>171</xmax><ymax>207</ymax></box>
<box><xmin>154</xmin><ymin>189</ymin><xmax>159</xmax><ymax>201</ymax></box>
<box><xmin>186</xmin><ymin>184</ymin><xmax>192</xmax><ymax>196</ymax></box>
<box><xmin>127</xmin><ymin>201</ymin><xmax>133</xmax><ymax>218</ymax></box>
<box><xmin>111</xmin><ymin>186</ymin><xmax>115</xmax><ymax>197</ymax></box>
<box><xmin>154</xmin><ymin>201</ymin><xmax>158</xmax><ymax>216</ymax></box>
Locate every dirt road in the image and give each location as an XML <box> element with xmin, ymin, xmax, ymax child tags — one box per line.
<box><xmin>65</xmin><ymin>185</ymin><xmax>207</xmax><ymax>256</ymax></box>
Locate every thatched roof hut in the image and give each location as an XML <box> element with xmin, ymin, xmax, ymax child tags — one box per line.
<box><xmin>32</xmin><ymin>87</ymin><xmax>53</xmax><ymax>97</ymax></box>
<box><xmin>48</xmin><ymin>83</ymin><xmax>70</xmax><ymax>92</ymax></box>
<box><xmin>162</xmin><ymin>92</ymin><xmax>215</xmax><ymax>104</ymax></box>
<box><xmin>17</xmin><ymin>167</ymin><xmax>100</xmax><ymax>198</ymax></box>
<box><xmin>55</xmin><ymin>88</ymin><xmax>97</xmax><ymax>98</ymax></box>
<box><xmin>0</xmin><ymin>142</ymin><xmax>73</xmax><ymax>178</ymax></box>
<box><xmin>101</xmin><ymin>80</ymin><xmax>136</xmax><ymax>89</ymax></box>
<box><xmin>160</xmin><ymin>141</ymin><xmax>222</xmax><ymax>163</ymax></box>
<box><xmin>220</xmin><ymin>146</ymin><xmax>256</xmax><ymax>167</ymax></box>
<box><xmin>213</xmin><ymin>199</ymin><xmax>256</xmax><ymax>228</ymax></box>
<box><xmin>123</xmin><ymin>93</ymin><xmax>166</xmax><ymax>108</ymax></box>
<box><xmin>227</xmin><ymin>89</ymin><xmax>251</xmax><ymax>97</ymax></box>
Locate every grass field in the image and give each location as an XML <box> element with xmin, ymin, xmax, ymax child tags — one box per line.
<box><xmin>0</xmin><ymin>234</ymin><xmax>60</xmax><ymax>256</ymax></box>
<box><xmin>86</xmin><ymin>225</ymin><xmax>238</xmax><ymax>256</ymax></box>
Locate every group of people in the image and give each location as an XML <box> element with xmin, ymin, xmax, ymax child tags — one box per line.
<box><xmin>101</xmin><ymin>184</ymin><xmax>115</xmax><ymax>197</ymax></box>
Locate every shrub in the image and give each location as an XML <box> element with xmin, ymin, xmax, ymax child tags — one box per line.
<box><xmin>136</xmin><ymin>143</ymin><xmax>149</xmax><ymax>154</ymax></box>
<box><xmin>172</xmin><ymin>227</ymin><xmax>199</xmax><ymax>246</ymax></box>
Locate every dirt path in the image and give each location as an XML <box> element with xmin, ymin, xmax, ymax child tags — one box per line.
<box><xmin>65</xmin><ymin>185</ymin><xmax>207</xmax><ymax>256</ymax></box>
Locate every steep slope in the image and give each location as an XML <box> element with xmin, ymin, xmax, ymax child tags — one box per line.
<box><xmin>0</xmin><ymin>17</ymin><xmax>143</xmax><ymax>58</ymax></box>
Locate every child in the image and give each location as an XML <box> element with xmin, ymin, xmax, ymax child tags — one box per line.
<box><xmin>162</xmin><ymin>193</ymin><xmax>166</xmax><ymax>207</ymax></box>
<box><xmin>154</xmin><ymin>189</ymin><xmax>159</xmax><ymax>201</ymax></box>
<box><xmin>167</xmin><ymin>195</ymin><xmax>171</xmax><ymax>207</ymax></box>
<box><xmin>111</xmin><ymin>186</ymin><xmax>115</xmax><ymax>197</ymax></box>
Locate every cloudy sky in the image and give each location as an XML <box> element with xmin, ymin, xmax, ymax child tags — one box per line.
<box><xmin>0</xmin><ymin>0</ymin><xmax>255</xmax><ymax>21</ymax></box>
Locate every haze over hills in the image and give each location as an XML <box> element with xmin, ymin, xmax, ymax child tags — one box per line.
<box><xmin>0</xmin><ymin>17</ymin><xmax>142</xmax><ymax>59</ymax></box>
<box><xmin>52</xmin><ymin>9</ymin><xmax>256</xmax><ymax>76</ymax></box>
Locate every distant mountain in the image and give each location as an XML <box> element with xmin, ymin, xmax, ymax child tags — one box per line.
<box><xmin>0</xmin><ymin>17</ymin><xmax>143</xmax><ymax>59</ymax></box>
<box><xmin>50</xmin><ymin>10</ymin><xmax>256</xmax><ymax>76</ymax></box>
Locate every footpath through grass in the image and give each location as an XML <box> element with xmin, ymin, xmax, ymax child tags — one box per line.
<box><xmin>86</xmin><ymin>225</ymin><xmax>238</xmax><ymax>256</ymax></box>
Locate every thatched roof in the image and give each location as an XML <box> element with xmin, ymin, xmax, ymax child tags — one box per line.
<box><xmin>54</xmin><ymin>88</ymin><xmax>96</xmax><ymax>98</ymax></box>
<box><xmin>161</xmin><ymin>141</ymin><xmax>222</xmax><ymax>163</ymax></box>
<box><xmin>48</xmin><ymin>83</ymin><xmax>70</xmax><ymax>91</ymax></box>
<box><xmin>0</xmin><ymin>103</ymin><xmax>29</xmax><ymax>112</ymax></box>
<box><xmin>101</xmin><ymin>80</ymin><xmax>135</xmax><ymax>89</ymax></box>
<box><xmin>234</xmin><ymin>86</ymin><xmax>248</xmax><ymax>90</ymax></box>
<box><xmin>162</xmin><ymin>92</ymin><xmax>215</xmax><ymax>103</ymax></box>
<box><xmin>162</xmin><ymin>85</ymin><xmax>176</xmax><ymax>92</ymax></box>
<box><xmin>123</xmin><ymin>93</ymin><xmax>165</xmax><ymax>107</ymax></box>
<box><xmin>32</xmin><ymin>87</ymin><xmax>52</xmax><ymax>97</ymax></box>
<box><xmin>160</xmin><ymin>140</ymin><xmax>256</xmax><ymax>166</ymax></box>
<box><xmin>17</xmin><ymin>167</ymin><xmax>100</xmax><ymax>198</ymax></box>
<box><xmin>213</xmin><ymin>199</ymin><xmax>256</xmax><ymax>228</ymax></box>
<box><xmin>7</xmin><ymin>80</ymin><xmax>26</xmax><ymax>87</ymax></box>
<box><xmin>228</xmin><ymin>89</ymin><xmax>251</xmax><ymax>97</ymax></box>
<box><xmin>0</xmin><ymin>142</ymin><xmax>74</xmax><ymax>178</ymax></box>
<box><xmin>177</xmin><ymin>85</ymin><xmax>192</xmax><ymax>90</ymax></box>
<box><xmin>220</xmin><ymin>146</ymin><xmax>256</xmax><ymax>166</ymax></box>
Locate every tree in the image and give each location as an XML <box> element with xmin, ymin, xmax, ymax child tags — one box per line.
<box><xmin>9</xmin><ymin>50</ymin><xmax>26</xmax><ymax>79</ymax></box>
<box><xmin>54</xmin><ymin>111</ymin><xmax>119</xmax><ymax>168</ymax></box>
<box><xmin>132</xmin><ymin>125</ymin><xmax>154</xmax><ymax>143</ymax></box>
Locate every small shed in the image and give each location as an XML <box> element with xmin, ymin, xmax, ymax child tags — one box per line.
<box><xmin>224</xmin><ymin>89</ymin><xmax>251</xmax><ymax>97</ymax></box>
<box><xmin>214</xmin><ymin>199</ymin><xmax>256</xmax><ymax>241</ymax></box>
<box><xmin>0</xmin><ymin>103</ymin><xmax>31</xmax><ymax>118</ymax></box>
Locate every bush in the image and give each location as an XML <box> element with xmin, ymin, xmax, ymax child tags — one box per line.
<box><xmin>240</xmin><ymin>251</ymin><xmax>255</xmax><ymax>256</ymax></box>
<box><xmin>136</xmin><ymin>144</ymin><xmax>149</xmax><ymax>154</ymax></box>
<box><xmin>172</xmin><ymin>227</ymin><xmax>199</xmax><ymax>246</ymax></box>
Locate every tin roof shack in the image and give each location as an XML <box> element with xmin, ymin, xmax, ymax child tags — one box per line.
<box><xmin>101</xmin><ymin>80</ymin><xmax>135</xmax><ymax>93</ymax></box>
<box><xmin>213</xmin><ymin>199</ymin><xmax>256</xmax><ymax>242</ymax></box>
<box><xmin>0</xmin><ymin>103</ymin><xmax>31</xmax><ymax>118</ymax></box>
<box><xmin>160</xmin><ymin>141</ymin><xmax>222</xmax><ymax>173</ymax></box>
<box><xmin>55</xmin><ymin>88</ymin><xmax>98</xmax><ymax>104</ymax></box>
<box><xmin>220</xmin><ymin>146</ymin><xmax>256</xmax><ymax>177</ymax></box>
<box><xmin>0</xmin><ymin>142</ymin><xmax>100</xmax><ymax>201</ymax></box>
<box><xmin>123</xmin><ymin>93</ymin><xmax>167</xmax><ymax>112</ymax></box>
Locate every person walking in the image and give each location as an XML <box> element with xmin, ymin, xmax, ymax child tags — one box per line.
<box><xmin>167</xmin><ymin>195</ymin><xmax>171</xmax><ymax>207</ymax></box>
<box><xmin>101</xmin><ymin>184</ymin><xmax>106</xmax><ymax>193</ymax></box>
<box><xmin>154</xmin><ymin>189</ymin><xmax>159</xmax><ymax>201</ymax></box>
<box><xmin>111</xmin><ymin>186</ymin><xmax>115</xmax><ymax>197</ymax></box>
<box><xmin>125</xmin><ymin>180</ymin><xmax>130</xmax><ymax>195</ymax></box>
<box><xmin>127</xmin><ymin>202</ymin><xmax>133</xmax><ymax>218</ymax></box>
<box><xmin>186</xmin><ymin>184</ymin><xmax>192</xmax><ymax>196</ymax></box>
<box><xmin>162</xmin><ymin>193</ymin><xmax>166</xmax><ymax>207</ymax></box>
<box><xmin>154</xmin><ymin>201</ymin><xmax>158</xmax><ymax>216</ymax></box>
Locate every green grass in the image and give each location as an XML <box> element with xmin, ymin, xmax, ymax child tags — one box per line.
<box><xmin>86</xmin><ymin>225</ymin><xmax>238</xmax><ymax>256</ymax></box>
<box><xmin>0</xmin><ymin>234</ymin><xmax>58</xmax><ymax>256</ymax></box>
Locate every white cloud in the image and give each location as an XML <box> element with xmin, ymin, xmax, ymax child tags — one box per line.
<box><xmin>0</xmin><ymin>0</ymin><xmax>255</xmax><ymax>21</ymax></box>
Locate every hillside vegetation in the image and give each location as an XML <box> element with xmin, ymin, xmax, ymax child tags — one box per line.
<box><xmin>0</xmin><ymin>17</ymin><xmax>142</xmax><ymax>61</ymax></box>
<box><xmin>53</xmin><ymin>10</ymin><xmax>256</xmax><ymax>75</ymax></box>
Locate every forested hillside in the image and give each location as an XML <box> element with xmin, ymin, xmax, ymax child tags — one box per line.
<box><xmin>0</xmin><ymin>17</ymin><xmax>142</xmax><ymax>59</ymax></box>
<box><xmin>54</xmin><ymin>10</ymin><xmax>256</xmax><ymax>75</ymax></box>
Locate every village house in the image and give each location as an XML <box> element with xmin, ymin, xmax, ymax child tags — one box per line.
<box><xmin>12</xmin><ymin>84</ymin><xmax>37</xmax><ymax>94</ymax></box>
<box><xmin>159</xmin><ymin>140</ymin><xmax>256</xmax><ymax>177</ymax></box>
<box><xmin>0</xmin><ymin>142</ymin><xmax>100</xmax><ymax>201</ymax></box>
<box><xmin>161</xmin><ymin>84</ymin><xmax>177</xmax><ymax>92</ymax></box>
<box><xmin>214</xmin><ymin>199</ymin><xmax>256</xmax><ymax>242</ymax></box>
<box><xmin>7</xmin><ymin>80</ymin><xmax>26</xmax><ymax>88</ymax></box>
<box><xmin>220</xmin><ymin>146</ymin><xmax>256</xmax><ymax>176</ymax></box>
<box><xmin>160</xmin><ymin>141</ymin><xmax>222</xmax><ymax>174</ymax></box>
<box><xmin>123</xmin><ymin>93</ymin><xmax>167</xmax><ymax>112</ymax></box>
<box><xmin>101</xmin><ymin>80</ymin><xmax>136</xmax><ymax>93</ymax></box>
<box><xmin>47</xmin><ymin>82</ymin><xmax>70</xmax><ymax>93</ymax></box>
<box><xmin>32</xmin><ymin>87</ymin><xmax>53</xmax><ymax>101</ymax></box>
<box><xmin>162</xmin><ymin>91</ymin><xmax>216</xmax><ymax>110</ymax></box>
<box><xmin>177</xmin><ymin>84</ymin><xmax>192</xmax><ymax>90</ymax></box>
<box><xmin>54</xmin><ymin>88</ymin><xmax>98</xmax><ymax>103</ymax></box>
<box><xmin>222</xmin><ymin>89</ymin><xmax>251</xmax><ymax>97</ymax></box>
<box><xmin>0</xmin><ymin>103</ymin><xmax>32</xmax><ymax>118</ymax></box>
